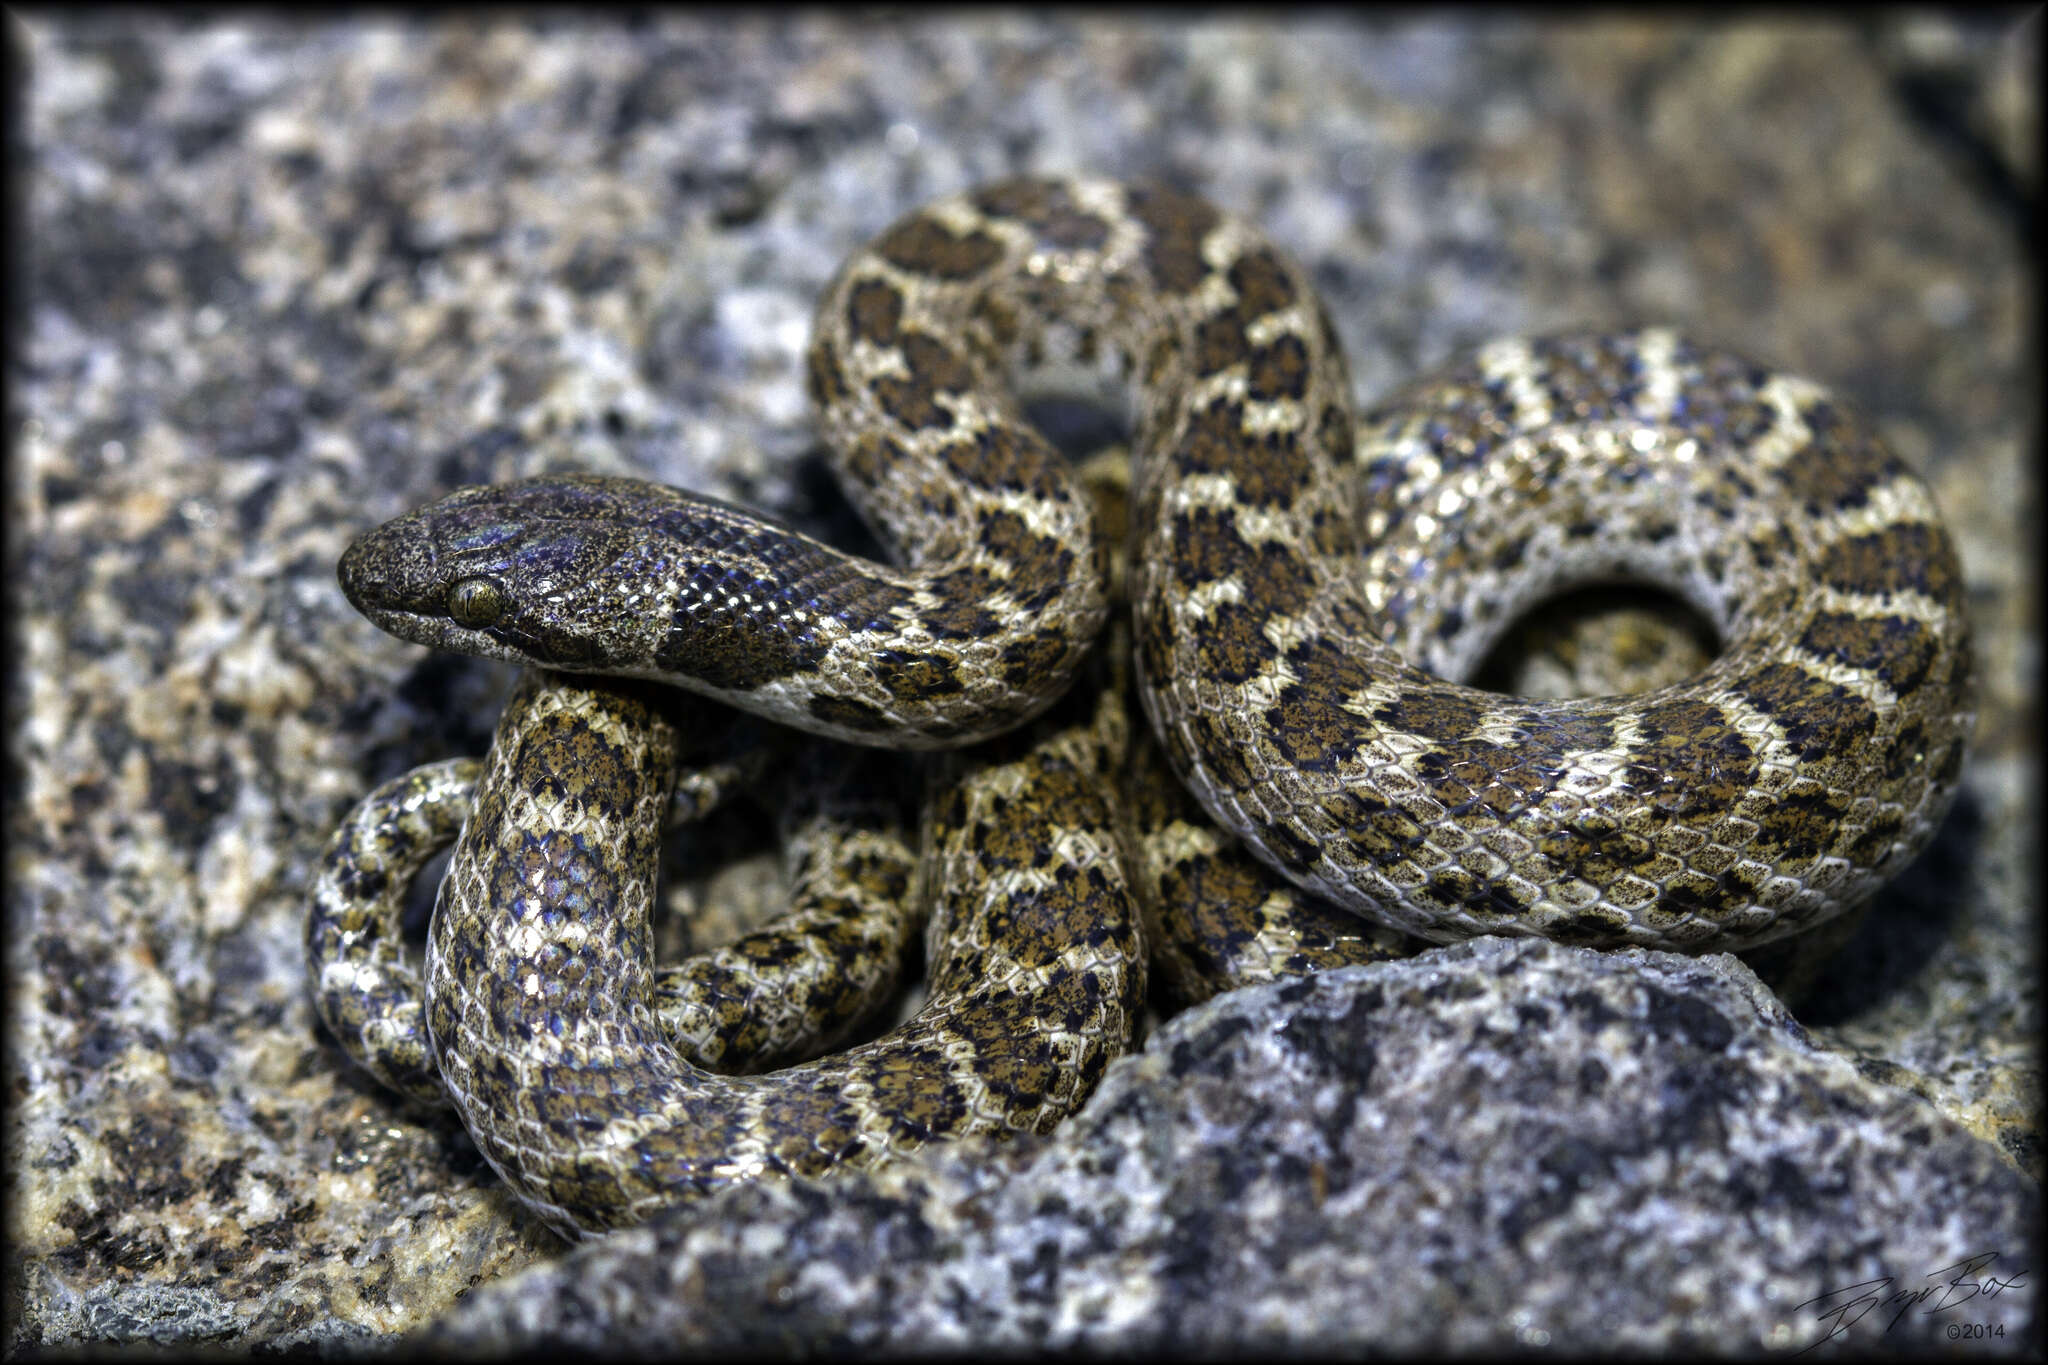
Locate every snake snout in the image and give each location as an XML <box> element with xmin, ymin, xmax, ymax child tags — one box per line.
<box><xmin>336</xmin><ymin>512</ymin><xmax>442</xmax><ymax>619</ymax></box>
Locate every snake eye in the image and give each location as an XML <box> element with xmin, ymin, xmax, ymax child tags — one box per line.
<box><xmin>447</xmin><ymin>577</ymin><xmax>507</xmax><ymax>629</ymax></box>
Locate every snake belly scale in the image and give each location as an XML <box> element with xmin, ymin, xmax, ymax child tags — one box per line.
<box><xmin>312</xmin><ymin>176</ymin><xmax>1974</xmax><ymax>1239</ymax></box>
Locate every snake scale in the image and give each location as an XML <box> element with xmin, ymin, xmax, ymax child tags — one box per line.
<box><xmin>309</xmin><ymin>177</ymin><xmax>1974</xmax><ymax>1241</ymax></box>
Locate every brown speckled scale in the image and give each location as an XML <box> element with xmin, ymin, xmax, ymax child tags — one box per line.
<box><xmin>312</xmin><ymin>176</ymin><xmax>1974</xmax><ymax>1238</ymax></box>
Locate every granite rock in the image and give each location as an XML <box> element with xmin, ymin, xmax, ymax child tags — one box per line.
<box><xmin>431</xmin><ymin>939</ymin><xmax>2038</xmax><ymax>1357</ymax></box>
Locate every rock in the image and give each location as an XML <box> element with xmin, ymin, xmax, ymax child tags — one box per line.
<box><xmin>431</xmin><ymin>939</ymin><xmax>2038</xmax><ymax>1356</ymax></box>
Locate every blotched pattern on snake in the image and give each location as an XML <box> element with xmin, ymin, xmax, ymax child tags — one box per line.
<box><xmin>310</xmin><ymin>177</ymin><xmax>1973</xmax><ymax>1240</ymax></box>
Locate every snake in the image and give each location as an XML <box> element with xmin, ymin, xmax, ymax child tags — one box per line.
<box><xmin>309</xmin><ymin>176</ymin><xmax>1975</xmax><ymax>1241</ymax></box>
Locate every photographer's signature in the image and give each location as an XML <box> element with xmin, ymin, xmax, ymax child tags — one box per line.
<box><xmin>1796</xmin><ymin>1252</ymin><xmax>2026</xmax><ymax>1351</ymax></box>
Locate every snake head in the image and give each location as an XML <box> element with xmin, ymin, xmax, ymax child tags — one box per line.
<box><xmin>338</xmin><ymin>473</ymin><xmax>693</xmax><ymax>673</ymax></box>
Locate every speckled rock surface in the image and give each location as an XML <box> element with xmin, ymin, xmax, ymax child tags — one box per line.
<box><xmin>430</xmin><ymin>939</ymin><xmax>2038</xmax><ymax>1357</ymax></box>
<box><xmin>8</xmin><ymin>11</ymin><xmax>2036</xmax><ymax>1355</ymax></box>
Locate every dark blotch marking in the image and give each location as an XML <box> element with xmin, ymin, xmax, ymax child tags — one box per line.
<box><xmin>1419</xmin><ymin>744</ymin><xmax>1549</xmax><ymax>824</ymax></box>
<box><xmin>1372</xmin><ymin>688</ymin><xmax>1489</xmax><ymax>746</ymax></box>
<box><xmin>976</xmin><ymin>507</ymin><xmax>1079</xmax><ymax>609</ymax></box>
<box><xmin>1194</xmin><ymin>312</ymin><xmax>1251</xmax><ymax>376</ymax></box>
<box><xmin>1228</xmin><ymin>248</ymin><xmax>1297</xmax><ymax>317</ymax></box>
<box><xmin>1248</xmin><ymin>334</ymin><xmax>1311</xmax><ymax>403</ymax></box>
<box><xmin>920</xmin><ymin>567</ymin><xmax>1005</xmax><ymax>640</ymax></box>
<box><xmin>1882</xmin><ymin>717</ymin><xmax>1926</xmax><ymax>784</ymax></box>
<box><xmin>1753</xmin><ymin>782</ymin><xmax>1851</xmax><ymax>861</ymax></box>
<box><xmin>1816</xmin><ymin>523</ymin><xmax>1962</xmax><ymax>605</ymax></box>
<box><xmin>1169</xmin><ymin>507</ymin><xmax>1316</xmax><ymax>617</ymax></box>
<box><xmin>971</xmin><ymin>179</ymin><xmax>1112</xmax><ymax>252</ymax></box>
<box><xmin>1185</xmin><ymin>711</ymin><xmax>1255</xmax><ymax>797</ymax></box>
<box><xmin>1194</xmin><ymin>601</ymin><xmax>1276</xmax><ymax>687</ymax></box>
<box><xmin>874</xmin><ymin>213</ymin><xmax>1005</xmax><ymax>280</ymax></box>
<box><xmin>1772</xmin><ymin>411</ymin><xmax>1911</xmax><ymax>515</ymax></box>
<box><xmin>1310</xmin><ymin>508</ymin><xmax>1360</xmax><ymax>564</ymax></box>
<box><xmin>1172</xmin><ymin>400</ymin><xmax>1314</xmax><ymax>506</ymax></box>
<box><xmin>1134</xmin><ymin>602</ymin><xmax>1177</xmax><ymax>694</ymax></box>
<box><xmin>1736</xmin><ymin>662</ymin><xmax>1878</xmax><ymax>759</ymax></box>
<box><xmin>1658</xmin><ymin>871</ymin><xmax>1737</xmax><ymax>924</ymax></box>
<box><xmin>1617</xmin><ymin>697</ymin><xmax>1758</xmax><ymax>820</ymax></box>
<box><xmin>1267</xmin><ymin>637</ymin><xmax>1377</xmax><ymax>771</ymax></box>
<box><xmin>999</xmin><ymin>631</ymin><xmax>1075</xmax><ymax>691</ymax></box>
<box><xmin>840</xmin><ymin>431</ymin><xmax>905</xmax><ymax>489</ymax></box>
<box><xmin>1267</xmin><ymin>684</ymin><xmax>1363</xmax><ymax>774</ymax></box>
<box><xmin>807</xmin><ymin>338</ymin><xmax>849</xmax><ymax>410</ymax></box>
<box><xmin>845</xmin><ymin>279</ymin><xmax>904</xmax><ymax>345</ymax></box>
<box><xmin>1846</xmin><ymin>809</ymin><xmax>1906</xmax><ymax>867</ymax></box>
<box><xmin>1546</xmin><ymin>911</ymin><xmax>1634</xmax><ymax>948</ymax></box>
<box><xmin>1534</xmin><ymin>811</ymin><xmax>1655</xmax><ymax>885</ymax></box>
<box><xmin>1167</xmin><ymin>504</ymin><xmax>1253</xmax><ymax>589</ymax></box>
<box><xmin>915</xmin><ymin>477</ymin><xmax>962</xmax><ymax>524</ymax></box>
<box><xmin>1260</xmin><ymin>818</ymin><xmax>1324</xmax><ymax>876</ymax></box>
<box><xmin>1124</xmin><ymin>184</ymin><xmax>1221</xmax><ymax>295</ymax></box>
<box><xmin>872</xmin><ymin>649</ymin><xmax>965</xmax><ymax>698</ymax></box>
<box><xmin>1334</xmin><ymin>789</ymin><xmax>1429</xmax><ymax>867</ymax></box>
<box><xmin>1798</xmin><ymin>611</ymin><xmax>1940</xmax><ymax>695</ymax></box>
<box><xmin>1424</xmin><ymin>867</ymin><xmax>1532</xmax><ymax>922</ymax></box>
<box><xmin>970</xmin><ymin>292</ymin><xmax>1020</xmax><ymax>352</ymax></box>
<box><xmin>871</xmin><ymin>331</ymin><xmax>978</xmax><ymax>431</ymax></box>
<box><xmin>937</xmin><ymin>422</ymin><xmax>1062</xmax><ymax>498</ymax></box>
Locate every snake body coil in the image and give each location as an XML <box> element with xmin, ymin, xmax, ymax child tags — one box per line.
<box><xmin>313</xmin><ymin>177</ymin><xmax>1973</xmax><ymax>1239</ymax></box>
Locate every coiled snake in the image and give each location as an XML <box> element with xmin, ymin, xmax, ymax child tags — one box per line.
<box><xmin>309</xmin><ymin>177</ymin><xmax>1974</xmax><ymax>1241</ymax></box>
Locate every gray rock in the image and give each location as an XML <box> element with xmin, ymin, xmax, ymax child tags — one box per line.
<box><xmin>431</xmin><ymin>939</ymin><xmax>2039</xmax><ymax>1356</ymax></box>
